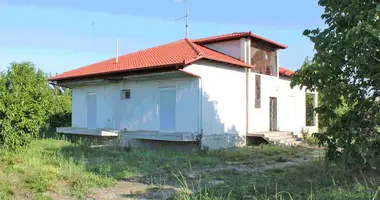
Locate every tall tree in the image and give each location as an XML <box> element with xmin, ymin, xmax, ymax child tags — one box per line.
<box><xmin>291</xmin><ymin>1</ymin><xmax>380</xmax><ymax>167</ymax></box>
<box><xmin>0</xmin><ymin>62</ymin><xmax>72</xmax><ymax>151</ymax></box>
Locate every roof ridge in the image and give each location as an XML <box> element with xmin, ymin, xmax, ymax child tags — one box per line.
<box><xmin>60</xmin><ymin>39</ymin><xmax>186</xmax><ymax>76</ymax></box>
<box><xmin>119</xmin><ymin>39</ymin><xmax>185</xmax><ymax>59</ymax></box>
<box><xmin>185</xmin><ymin>38</ymin><xmax>203</xmax><ymax>56</ymax></box>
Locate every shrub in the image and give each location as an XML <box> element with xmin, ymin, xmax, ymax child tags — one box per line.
<box><xmin>0</xmin><ymin>62</ymin><xmax>71</xmax><ymax>151</ymax></box>
<box><xmin>291</xmin><ymin>1</ymin><xmax>380</xmax><ymax>168</ymax></box>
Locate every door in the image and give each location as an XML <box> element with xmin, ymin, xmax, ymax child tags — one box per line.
<box><xmin>269</xmin><ymin>97</ymin><xmax>277</xmax><ymax>131</ymax></box>
<box><xmin>159</xmin><ymin>87</ymin><xmax>176</xmax><ymax>132</ymax></box>
<box><xmin>87</xmin><ymin>93</ymin><xmax>97</xmax><ymax>129</ymax></box>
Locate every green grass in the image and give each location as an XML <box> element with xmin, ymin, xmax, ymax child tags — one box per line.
<box><xmin>1</xmin><ymin>138</ymin><xmax>379</xmax><ymax>199</ymax></box>
<box><xmin>302</xmin><ymin>133</ymin><xmax>319</xmax><ymax>146</ymax></box>
<box><xmin>171</xmin><ymin>164</ymin><xmax>380</xmax><ymax>200</ymax></box>
<box><xmin>207</xmin><ymin>164</ymin><xmax>380</xmax><ymax>199</ymax></box>
<box><xmin>0</xmin><ymin>139</ymin><xmax>115</xmax><ymax>199</ymax></box>
<box><xmin>58</xmin><ymin>140</ymin><xmax>309</xmax><ymax>180</ymax></box>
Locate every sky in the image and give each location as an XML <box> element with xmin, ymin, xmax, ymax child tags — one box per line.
<box><xmin>0</xmin><ymin>0</ymin><xmax>325</xmax><ymax>75</ymax></box>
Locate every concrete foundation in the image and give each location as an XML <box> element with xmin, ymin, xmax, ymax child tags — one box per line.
<box><xmin>121</xmin><ymin>132</ymin><xmax>239</xmax><ymax>150</ymax></box>
<box><xmin>56</xmin><ymin>127</ymin><xmax>119</xmax><ymax>136</ymax></box>
<box><xmin>201</xmin><ymin>134</ymin><xmax>238</xmax><ymax>149</ymax></box>
<box><xmin>123</xmin><ymin>138</ymin><xmax>198</xmax><ymax>151</ymax></box>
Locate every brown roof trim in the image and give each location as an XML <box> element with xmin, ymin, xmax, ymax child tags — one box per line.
<box><xmin>194</xmin><ymin>32</ymin><xmax>287</xmax><ymax>49</ymax></box>
<box><xmin>185</xmin><ymin>38</ymin><xmax>203</xmax><ymax>56</ymax></box>
<box><xmin>49</xmin><ymin>64</ymin><xmax>181</xmax><ymax>82</ymax></box>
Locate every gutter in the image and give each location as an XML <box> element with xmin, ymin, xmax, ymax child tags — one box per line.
<box><xmin>199</xmin><ymin>77</ymin><xmax>203</xmax><ymax>136</ymax></box>
<box><xmin>245</xmin><ymin>35</ymin><xmax>255</xmax><ymax>144</ymax></box>
<box><xmin>245</xmin><ymin>68</ymin><xmax>249</xmax><ymax>145</ymax></box>
<box><xmin>245</xmin><ymin>38</ymin><xmax>250</xmax><ymax>145</ymax></box>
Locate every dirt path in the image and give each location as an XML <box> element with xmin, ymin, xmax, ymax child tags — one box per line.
<box><xmin>85</xmin><ymin>181</ymin><xmax>177</xmax><ymax>200</ymax></box>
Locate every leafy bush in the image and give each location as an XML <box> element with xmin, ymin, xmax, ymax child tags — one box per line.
<box><xmin>0</xmin><ymin>62</ymin><xmax>71</xmax><ymax>151</ymax></box>
<box><xmin>291</xmin><ymin>1</ymin><xmax>380</xmax><ymax>168</ymax></box>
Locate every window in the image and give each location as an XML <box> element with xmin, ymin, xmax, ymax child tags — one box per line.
<box><xmin>255</xmin><ymin>75</ymin><xmax>261</xmax><ymax>108</ymax></box>
<box><xmin>251</xmin><ymin>44</ymin><xmax>277</xmax><ymax>76</ymax></box>
<box><xmin>121</xmin><ymin>89</ymin><xmax>131</xmax><ymax>100</ymax></box>
<box><xmin>306</xmin><ymin>93</ymin><xmax>316</xmax><ymax>126</ymax></box>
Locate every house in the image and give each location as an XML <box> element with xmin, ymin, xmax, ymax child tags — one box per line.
<box><xmin>49</xmin><ymin>31</ymin><xmax>318</xmax><ymax>149</ymax></box>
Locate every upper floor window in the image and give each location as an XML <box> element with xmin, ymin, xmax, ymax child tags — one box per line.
<box><xmin>251</xmin><ymin>43</ymin><xmax>277</xmax><ymax>76</ymax></box>
<box><xmin>255</xmin><ymin>74</ymin><xmax>261</xmax><ymax>108</ymax></box>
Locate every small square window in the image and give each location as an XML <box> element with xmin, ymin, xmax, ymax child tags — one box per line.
<box><xmin>121</xmin><ymin>89</ymin><xmax>130</xmax><ymax>100</ymax></box>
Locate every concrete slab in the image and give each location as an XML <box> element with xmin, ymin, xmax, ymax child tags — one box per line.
<box><xmin>56</xmin><ymin>127</ymin><xmax>119</xmax><ymax>137</ymax></box>
<box><xmin>122</xmin><ymin>131</ymin><xmax>198</xmax><ymax>142</ymax></box>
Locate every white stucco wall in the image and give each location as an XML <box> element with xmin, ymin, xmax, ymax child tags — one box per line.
<box><xmin>277</xmin><ymin>76</ymin><xmax>305</xmax><ymax>134</ymax></box>
<box><xmin>204</xmin><ymin>39</ymin><xmax>242</xmax><ymax>60</ymax></box>
<box><xmin>247</xmin><ymin>74</ymin><xmax>318</xmax><ymax>136</ymax></box>
<box><xmin>278</xmin><ymin>76</ymin><xmax>318</xmax><ymax>135</ymax></box>
<box><xmin>248</xmin><ymin>73</ymin><xmax>279</xmax><ymax>133</ymax></box>
<box><xmin>71</xmin><ymin>77</ymin><xmax>199</xmax><ymax>133</ymax></box>
<box><xmin>184</xmin><ymin>60</ymin><xmax>247</xmax><ymax>147</ymax></box>
<box><xmin>70</xmin><ymin>60</ymin><xmax>316</xmax><ymax>149</ymax></box>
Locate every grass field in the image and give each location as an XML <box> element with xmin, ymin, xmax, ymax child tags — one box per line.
<box><xmin>0</xmin><ymin>138</ymin><xmax>379</xmax><ymax>199</ymax></box>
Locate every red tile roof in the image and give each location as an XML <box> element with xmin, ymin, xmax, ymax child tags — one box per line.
<box><xmin>194</xmin><ymin>32</ymin><xmax>288</xmax><ymax>49</ymax></box>
<box><xmin>49</xmin><ymin>32</ymin><xmax>290</xmax><ymax>81</ymax></box>
<box><xmin>279</xmin><ymin>67</ymin><xmax>294</xmax><ymax>77</ymax></box>
<box><xmin>49</xmin><ymin>39</ymin><xmax>252</xmax><ymax>81</ymax></box>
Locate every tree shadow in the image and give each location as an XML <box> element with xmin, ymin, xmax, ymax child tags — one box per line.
<box><xmin>199</xmin><ymin>90</ymin><xmax>245</xmax><ymax>148</ymax></box>
<box><xmin>112</xmin><ymin>87</ymin><xmax>247</xmax><ymax>150</ymax></box>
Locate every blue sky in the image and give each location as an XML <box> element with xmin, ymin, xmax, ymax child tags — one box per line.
<box><xmin>0</xmin><ymin>0</ymin><xmax>325</xmax><ymax>75</ymax></box>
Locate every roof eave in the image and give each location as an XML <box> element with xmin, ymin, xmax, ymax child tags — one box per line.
<box><xmin>49</xmin><ymin>63</ymin><xmax>183</xmax><ymax>82</ymax></box>
<box><xmin>185</xmin><ymin>56</ymin><xmax>255</xmax><ymax>68</ymax></box>
<box><xmin>195</xmin><ymin>33</ymin><xmax>287</xmax><ymax>49</ymax></box>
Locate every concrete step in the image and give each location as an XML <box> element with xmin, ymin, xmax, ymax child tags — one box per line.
<box><xmin>272</xmin><ymin>137</ymin><xmax>296</xmax><ymax>143</ymax></box>
<box><xmin>248</xmin><ymin>131</ymin><xmax>292</xmax><ymax>138</ymax></box>
<box><xmin>273</xmin><ymin>139</ymin><xmax>303</xmax><ymax>146</ymax></box>
<box><xmin>264</xmin><ymin>131</ymin><xmax>293</xmax><ymax>137</ymax></box>
<box><xmin>266</xmin><ymin>134</ymin><xmax>294</xmax><ymax>141</ymax></box>
<box><xmin>247</xmin><ymin>131</ymin><xmax>303</xmax><ymax>147</ymax></box>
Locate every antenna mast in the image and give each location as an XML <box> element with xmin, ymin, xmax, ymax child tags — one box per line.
<box><xmin>175</xmin><ymin>0</ymin><xmax>189</xmax><ymax>38</ymax></box>
<box><xmin>185</xmin><ymin>0</ymin><xmax>188</xmax><ymax>38</ymax></box>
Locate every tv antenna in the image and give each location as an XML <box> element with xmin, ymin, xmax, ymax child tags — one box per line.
<box><xmin>175</xmin><ymin>0</ymin><xmax>189</xmax><ymax>38</ymax></box>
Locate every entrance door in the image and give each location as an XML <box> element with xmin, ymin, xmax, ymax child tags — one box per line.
<box><xmin>269</xmin><ymin>97</ymin><xmax>277</xmax><ymax>131</ymax></box>
<box><xmin>87</xmin><ymin>93</ymin><xmax>97</xmax><ymax>129</ymax></box>
<box><xmin>159</xmin><ymin>87</ymin><xmax>176</xmax><ymax>132</ymax></box>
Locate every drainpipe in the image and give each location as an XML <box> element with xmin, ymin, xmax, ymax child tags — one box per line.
<box><xmin>245</xmin><ymin>38</ymin><xmax>251</xmax><ymax>145</ymax></box>
<box><xmin>199</xmin><ymin>77</ymin><xmax>203</xmax><ymax>135</ymax></box>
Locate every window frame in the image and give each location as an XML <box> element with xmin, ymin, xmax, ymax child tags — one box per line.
<box><xmin>255</xmin><ymin>74</ymin><xmax>261</xmax><ymax>108</ymax></box>
<box><xmin>121</xmin><ymin>89</ymin><xmax>131</xmax><ymax>100</ymax></box>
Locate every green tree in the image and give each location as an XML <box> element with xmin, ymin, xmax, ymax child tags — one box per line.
<box><xmin>291</xmin><ymin>1</ymin><xmax>380</xmax><ymax>167</ymax></box>
<box><xmin>0</xmin><ymin>62</ymin><xmax>71</xmax><ymax>151</ymax></box>
<box><xmin>45</xmin><ymin>86</ymin><xmax>72</xmax><ymax>134</ymax></box>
